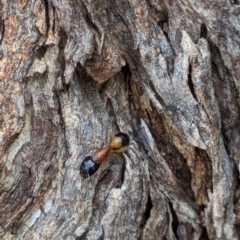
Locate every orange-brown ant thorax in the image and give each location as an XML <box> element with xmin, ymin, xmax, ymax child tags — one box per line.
<box><xmin>93</xmin><ymin>145</ymin><xmax>111</xmax><ymax>163</ymax></box>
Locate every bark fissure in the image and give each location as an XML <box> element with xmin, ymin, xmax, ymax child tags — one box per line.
<box><xmin>139</xmin><ymin>193</ymin><xmax>153</xmax><ymax>234</ymax></box>
<box><xmin>168</xmin><ymin>201</ymin><xmax>179</xmax><ymax>239</ymax></box>
<box><xmin>0</xmin><ymin>0</ymin><xmax>240</xmax><ymax>239</ymax></box>
<box><xmin>43</xmin><ymin>0</ymin><xmax>50</xmax><ymax>35</ymax></box>
<box><xmin>187</xmin><ymin>63</ymin><xmax>197</xmax><ymax>101</ymax></box>
<box><xmin>0</xmin><ymin>19</ymin><xmax>5</xmax><ymax>45</ymax></box>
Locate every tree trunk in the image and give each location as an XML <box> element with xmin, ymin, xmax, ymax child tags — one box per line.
<box><xmin>0</xmin><ymin>0</ymin><xmax>240</xmax><ymax>239</ymax></box>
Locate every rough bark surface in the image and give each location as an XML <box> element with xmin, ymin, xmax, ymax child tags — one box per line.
<box><xmin>0</xmin><ymin>0</ymin><xmax>240</xmax><ymax>239</ymax></box>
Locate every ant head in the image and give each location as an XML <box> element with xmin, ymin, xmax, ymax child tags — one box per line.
<box><xmin>110</xmin><ymin>132</ymin><xmax>130</xmax><ymax>150</ymax></box>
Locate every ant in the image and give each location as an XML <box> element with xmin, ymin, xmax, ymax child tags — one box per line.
<box><xmin>80</xmin><ymin>132</ymin><xmax>130</xmax><ymax>178</ymax></box>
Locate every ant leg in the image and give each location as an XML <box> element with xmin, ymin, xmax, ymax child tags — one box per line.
<box><xmin>110</xmin><ymin>146</ymin><xmax>129</xmax><ymax>154</ymax></box>
<box><xmin>99</xmin><ymin>143</ymin><xmax>104</xmax><ymax>149</ymax></box>
<box><xmin>101</xmin><ymin>158</ymin><xmax>107</xmax><ymax>168</ymax></box>
<box><xmin>97</xmin><ymin>158</ymin><xmax>108</xmax><ymax>180</ymax></box>
<box><xmin>71</xmin><ymin>138</ymin><xmax>104</xmax><ymax>150</ymax></box>
<box><xmin>109</xmin><ymin>148</ymin><xmax>128</xmax><ymax>165</ymax></box>
<box><xmin>80</xmin><ymin>139</ymin><xmax>103</xmax><ymax>148</ymax></box>
<box><xmin>107</xmin><ymin>115</ymin><xmax>118</xmax><ymax>145</ymax></box>
<box><xmin>111</xmin><ymin>154</ymin><xmax>125</xmax><ymax>165</ymax></box>
<box><xmin>118</xmin><ymin>155</ymin><xmax>125</xmax><ymax>165</ymax></box>
<box><xmin>82</xmin><ymin>146</ymin><xmax>98</xmax><ymax>150</ymax></box>
<box><xmin>106</xmin><ymin>126</ymin><xmax>112</xmax><ymax>145</ymax></box>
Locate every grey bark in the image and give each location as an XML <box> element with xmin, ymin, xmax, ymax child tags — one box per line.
<box><xmin>0</xmin><ymin>0</ymin><xmax>240</xmax><ymax>239</ymax></box>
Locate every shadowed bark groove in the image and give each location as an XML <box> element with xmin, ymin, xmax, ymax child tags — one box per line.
<box><xmin>0</xmin><ymin>0</ymin><xmax>240</xmax><ymax>239</ymax></box>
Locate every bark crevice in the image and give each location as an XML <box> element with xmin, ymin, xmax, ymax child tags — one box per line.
<box><xmin>0</xmin><ymin>0</ymin><xmax>240</xmax><ymax>239</ymax></box>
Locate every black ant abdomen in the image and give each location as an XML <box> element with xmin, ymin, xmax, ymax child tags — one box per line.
<box><xmin>80</xmin><ymin>156</ymin><xmax>101</xmax><ymax>178</ymax></box>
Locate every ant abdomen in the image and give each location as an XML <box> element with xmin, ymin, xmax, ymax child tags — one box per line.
<box><xmin>80</xmin><ymin>156</ymin><xmax>100</xmax><ymax>178</ymax></box>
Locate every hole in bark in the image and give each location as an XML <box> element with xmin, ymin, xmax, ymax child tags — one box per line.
<box><xmin>200</xmin><ymin>23</ymin><xmax>208</xmax><ymax>38</ymax></box>
<box><xmin>59</xmin><ymin>28</ymin><xmax>68</xmax><ymax>51</ymax></box>
<box><xmin>187</xmin><ymin>63</ymin><xmax>197</xmax><ymax>101</ymax></box>
<box><xmin>200</xmin><ymin>227</ymin><xmax>210</xmax><ymax>240</ymax></box>
<box><xmin>158</xmin><ymin>21</ymin><xmax>169</xmax><ymax>40</ymax></box>
<box><xmin>168</xmin><ymin>202</ymin><xmax>179</xmax><ymax>239</ymax></box>
<box><xmin>145</xmin><ymin>194</ymin><xmax>153</xmax><ymax>221</ymax></box>
<box><xmin>36</xmin><ymin>45</ymin><xmax>48</xmax><ymax>59</ymax></box>
<box><xmin>123</xmin><ymin>63</ymin><xmax>131</xmax><ymax>77</ymax></box>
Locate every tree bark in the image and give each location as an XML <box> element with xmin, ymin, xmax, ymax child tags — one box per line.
<box><xmin>0</xmin><ymin>0</ymin><xmax>240</xmax><ymax>239</ymax></box>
